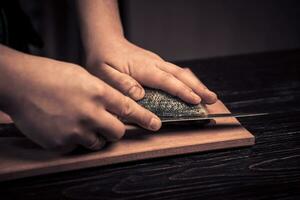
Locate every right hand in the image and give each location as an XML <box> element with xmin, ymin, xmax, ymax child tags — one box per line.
<box><xmin>6</xmin><ymin>58</ymin><xmax>161</xmax><ymax>153</ymax></box>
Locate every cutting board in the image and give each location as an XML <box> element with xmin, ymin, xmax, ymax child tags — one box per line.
<box><xmin>0</xmin><ymin>101</ymin><xmax>254</xmax><ymax>181</ymax></box>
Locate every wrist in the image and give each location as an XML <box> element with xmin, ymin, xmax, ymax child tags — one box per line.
<box><xmin>0</xmin><ymin>45</ymin><xmax>42</xmax><ymax>115</ymax></box>
<box><xmin>85</xmin><ymin>36</ymin><xmax>130</xmax><ymax>65</ymax></box>
<box><xmin>0</xmin><ymin>46</ymin><xmax>21</xmax><ymax>114</ymax></box>
<box><xmin>86</xmin><ymin>35</ymin><xmax>127</xmax><ymax>58</ymax></box>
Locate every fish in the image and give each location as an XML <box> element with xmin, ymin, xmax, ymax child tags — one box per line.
<box><xmin>137</xmin><ymin>88</ymin><xmax>268</xmax><ymax>124</ymax></box>
<box><xmin>137</xmin><ymin>88</ymin><xmax>208</xmax><ymax>121</ymax></box>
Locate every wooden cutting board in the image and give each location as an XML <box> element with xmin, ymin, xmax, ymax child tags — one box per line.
<box><xmin>0</xmin><ymin>101</ymin><xmax>254</xmax><ymax>181</ymax></box>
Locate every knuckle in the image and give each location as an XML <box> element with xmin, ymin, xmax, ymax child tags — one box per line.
<box><xmin>161</xmin><ymin>73</ymin><xmax>175</xmax><ymax>83</ymax></box>
<box><xmin>175</xmin><ymin>67</ymin><xmax>185</xmax><ymax>75</ymax></box>
<box><xmin>121</xmin><ymin>97</ymin><xmax>133</xmax><ymax>117</ymax></box>
<box><xmin>120</xmin><ymin>78</ymin><xmax>136</xmax><ymax>90</ymax></box>
<box><xmin>94</xmin><ymin>83</ymin><xmax>106</xmax><ymax>98</ymax></box>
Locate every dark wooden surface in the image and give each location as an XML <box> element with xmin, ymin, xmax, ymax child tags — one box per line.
<box><xmin>1</xmin><ymin>50</ymin><xmax>300</xmax><ymax>199</ymax></box>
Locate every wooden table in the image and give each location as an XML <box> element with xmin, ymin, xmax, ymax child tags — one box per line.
<box><xmin>1</xmin><ymin>50</ymin><xmax>299</xmax><ymax>199</ymax></box>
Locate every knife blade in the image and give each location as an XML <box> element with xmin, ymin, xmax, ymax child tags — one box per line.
<box><xmin>160</xmin><ymin>112</ymin><xmax>269</xmax><ymax>123</ymax></box>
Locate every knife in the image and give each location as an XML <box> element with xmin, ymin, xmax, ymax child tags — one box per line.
<box><xmin>122</xmin><ymin>112</ymin><xmax>269</xmax><ymax>130</ymax></box>
<box><xmin>0</xmin><ymin>113</ymin><xmax>269</xmax><ymax>132</ymax></box>
<box><xmin>160</xmin><ymin>112</ymin><xmax>269</xmax><ymax>123</ymax></box>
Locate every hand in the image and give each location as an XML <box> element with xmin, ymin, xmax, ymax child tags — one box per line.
<box><xmin>2</xmin><ymin>55</ymin><xmax>161</xmax><ymax>153</ymax></box>
<box><xmin>85</xmin><ymin>38</ymin><xmax>218</xmax><ymax>104</ymax></box>
<box><xmin>0</xmin><ymin>110</ymin><xmax>12</xmax><ymax>124</ymax></box>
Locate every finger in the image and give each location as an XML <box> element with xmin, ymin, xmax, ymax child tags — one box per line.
<box><xmin>183</xmin><ymin>68</ymin><xmax>217</xmax><ymax>104</ymax></box>
<box><xmin>157</xmin><ymin>62</ymin><xmax>218</xmax><ymax>104</ymax></box>
<box><xmin>182</xmin><ymin>67</ymin><xmax>217</xmax><ymax>104</ymax></box>
<box><xmin>77</xmin><ymin>131</ymin><xmax>106</xmax><ymax>151</ymax></box>
<box><xmin>101</xmin><ymin>87</ymin><xmax>161</xmax><ymax>131</ymax></box>
<box><xmin>133</xmin><ymin>66</ymin><xmax>201</xmax><ymax>104</ymax></box>
<box><xmin>91</xmin><ymin>110</ymin><xmax>126</xmax><ymax>142</ymax></box>
<box><xmin>95</xmin><ymin>64</ymin><xmax>145</xmax><ymax>100</ymax></box>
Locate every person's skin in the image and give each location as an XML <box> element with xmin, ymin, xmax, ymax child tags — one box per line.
<box><xmin>0</xmin><ymin>44</ymin><xmax>161</xmax><ymax>153</ymax></box>
<box><xmin>0</xmin><ymin>1</ymin><xmax>218</xmax><ymax>153</ymax></box>
<box><xmin>0</xmin><ymin>110</ymin><xmax>12</xmax><ymax>123</ymax></box>
<box><xmin>76</xmin><ymin>0</ymin><xmax>218</xmax><ymax>104</ymax></box>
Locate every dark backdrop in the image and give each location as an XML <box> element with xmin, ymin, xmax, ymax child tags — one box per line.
<box><xmin>20</xmin><ymin>0</ymin><xmax>300</xmax><ymax>64</ymax></box>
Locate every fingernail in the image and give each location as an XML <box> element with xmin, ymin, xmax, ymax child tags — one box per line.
<box><xmin>190</xmin><ymin>91</ymin><xmax>201</xmax><ymax>103</ymax></box>
<box><xmin>149</xmin><ymin>117</ymin><xmax>161</xmax><ymax>131</ymax></box>
<box><xmin>205</xmin><ymin>88</ymin><xmax>217</xmax><ymax>98</ymax></box>
<box><xmin>128</xmin><ymin>86</ymin><xmax>144</xmax><ymax>100</ymax></box>
<box><xmin>204</xmin><ymin>89</ymin><xmax>218</xmax><ymax>103</ymax></box>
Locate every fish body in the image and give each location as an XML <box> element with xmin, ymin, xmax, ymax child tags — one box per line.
<box><xmin>137</xmin><ymin>88</ymin><xmax>207</xmax><ymax>121</ymax></box>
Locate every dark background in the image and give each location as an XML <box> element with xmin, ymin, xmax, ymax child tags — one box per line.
<box><xmin>20</xmin><ymin>0</ymin><xmax>300</xmax><ymax>64</ymax></box>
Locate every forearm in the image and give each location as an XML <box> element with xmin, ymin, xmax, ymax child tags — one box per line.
<box><xmin>0</xmin><ymin>44</ymin><xmax>27</xmax><ymax>112</ymax></box>
<box><xmin>76</xmin><ymin>0</ymin><xmax>124</xmax><ymax>59</ymax></box>
<box><xmin>0</xmin><ymin>44</ymin><xmax>49</xmax><ymax>114</ymax></box>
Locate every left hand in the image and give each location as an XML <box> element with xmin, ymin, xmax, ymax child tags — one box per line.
<box><xmin>85</xmin><ymin>38</ymin><xmax>218</xmax><ymax>104</ymax></box>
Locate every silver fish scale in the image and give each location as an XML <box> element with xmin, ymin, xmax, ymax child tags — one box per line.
<box><xmin>137</xmin><ymin>88</ymin><xmax>207</xmax><ymax>120</ymax></box>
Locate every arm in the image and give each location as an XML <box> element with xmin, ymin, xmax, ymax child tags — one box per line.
<box><xmin>0</xmin><ymin>44</ymin><xmax>160</xmax><ymax>152</ymax></box>
<box><xmin>76</xmin><ymin>0</ymin><xmax>218</xmax><ymax>104</ymax></box>
<box><xmin>76</xmin><ymin>0</ymin><xmax>124</xmax><ymax>59</ymax></box>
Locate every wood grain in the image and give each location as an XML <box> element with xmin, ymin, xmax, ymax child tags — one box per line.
<box><xmin>0</xmin><ymin>100</ymin><xmax>253</xmax><ymax>181</ymax></box>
